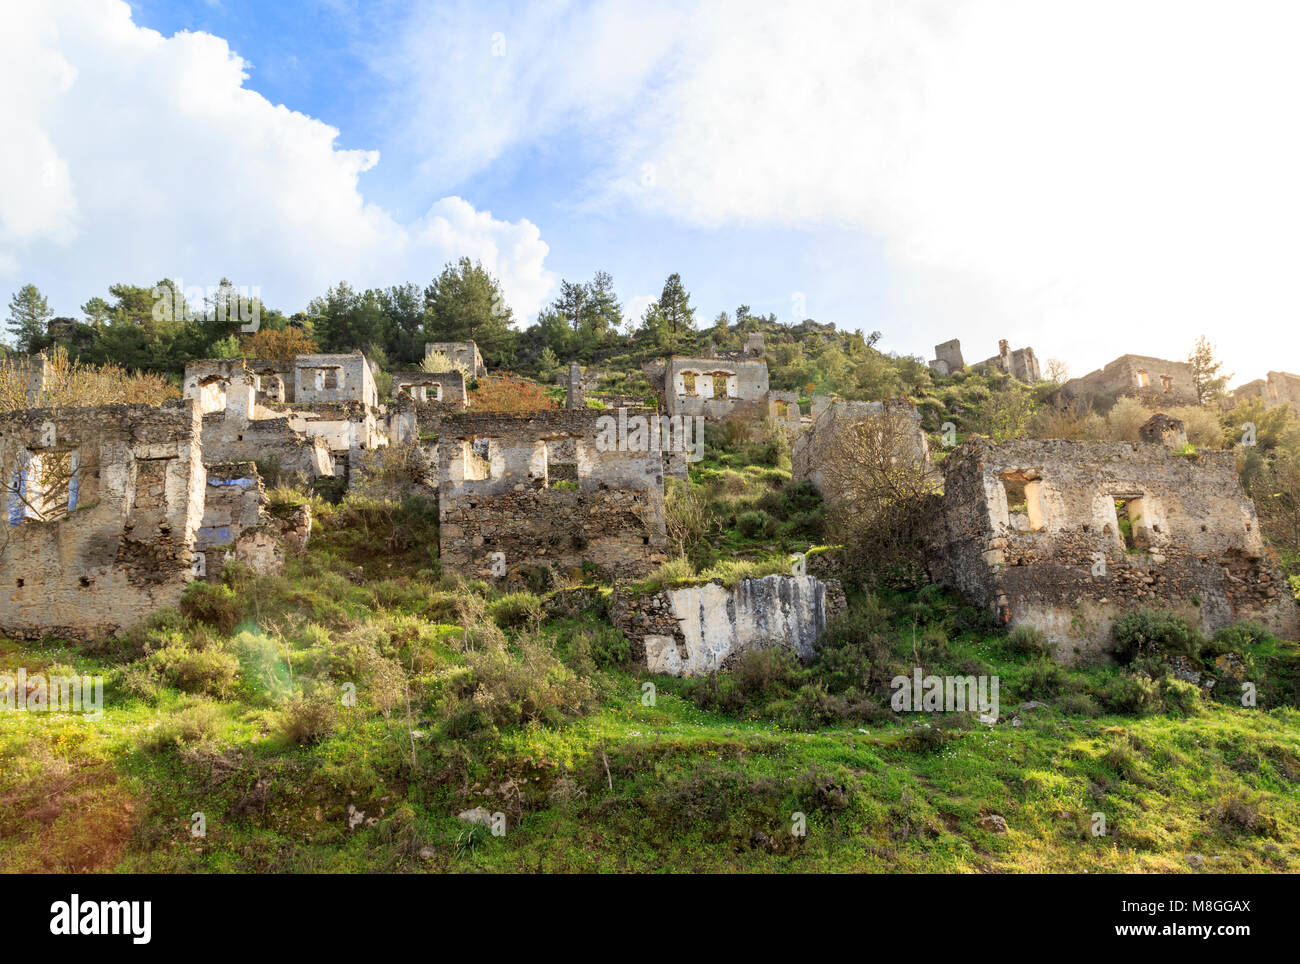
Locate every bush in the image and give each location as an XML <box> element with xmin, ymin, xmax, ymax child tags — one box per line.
<box><xmin>1006</xmin><ymin>625</ymin><xmax>1052</xmax><ymax>657</ymax></box>
<box><xmin>448</xmin><ymin>635</ymin><xmax>600</xmax><ymax>734</ymax></box>
<box><xmin>1160</xmin><ymin>677</ymin><xmax>1201</xmax><ymax>715</ymax></box>
<box><xmin>180</xmin><ymin>582</ymin><xmax>244</xmax><ymax>635</ymax></box>
<box><xmin>276</xmin><ymin>692</ymin><xmax>339</xmax><ymax>746</ymax></box>
<box><xmin>1094</xmin><ymin>671</ymin><xmax>1163</xmax><ymax>715</ymax></box>
<box><xmin>737</xmin><ymin>509</ymin><xmax>775</xmax><ymax>538</ymax></box>
<box><xmin>1111</xmin><ymin>610</ymin><xmax>1204</xmax><ymax>664</ymax></box>
<box><xmin>1210</xmin><ymin>620</ymin><xmax>1274</xmax><ymax>655</ymax></box>
<box><xmin>487</xmin><ymin>592</ymin><xmax>543</xmax><ymax>630</ymax></box>
<box><xmin>145</xmin><ymin>643</ymin><xmax>240</xmax><ymax>699</ymax></box>
<box><xmin>139</xmin><ymin>702</ymin><xmax>223</xmax><ymax>753</ymax></box>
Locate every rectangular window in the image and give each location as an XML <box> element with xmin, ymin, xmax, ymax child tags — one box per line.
<box><xmin>681</xmin><ymin>372</ymin><xmax>697</xmax><ymax>396</ymax></box>
<box><xmin>1136</xmin><ymin>370</ymin><xmax>1149</xmax><ymax>388</ymax></box>
<box><xmin>712</xmin><ymin>374</ymin><xmax>729</xmax><ymax>398</ymax></box>
<box><xmin>1160</xmin><ymin>374</ymin><xmax>1172</xmax><ymax>393</ymax></box>
<box><xmin>999</xmin><ymin>472</ymin><xmax>1045</xmax><ymax>531</ymax></box>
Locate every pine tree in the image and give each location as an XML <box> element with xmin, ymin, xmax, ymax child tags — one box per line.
<box><xmin>6</xmin><ymin>284</ymin><xmax>53</xmax><ymax>352</ymax></box>
<box><xmin>1188</xmin><ymin>335</ymin><xmax>1230</xmax><ymax>404</ymax></box>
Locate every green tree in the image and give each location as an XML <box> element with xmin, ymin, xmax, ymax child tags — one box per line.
<box><xmin>422</xmin><ymin>258</ymin><xmax>516</xmax><ymax>366</ymax></box>
<box><xmin>6</xmin><ymin>284</ymin><xmax>52</xmax><ymax>352</ymax></box>
<box><xmin>657</xmin><ymin>273</ymin><xmax>694</xmax><ymax>336</ymax></box>
<box><xmin>1188</xmin><ymin>335</ymin><xmax>1230</xmax><ymax>404</ymax></box>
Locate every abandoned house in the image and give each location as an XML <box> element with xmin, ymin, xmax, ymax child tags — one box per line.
<box><xmin>197</xmin><ymin>461</ymin><xmax>311</xmax><ymax>580</ymax></box>
<box><xmin>646</xmin><ymin>352</ymin><xmax>772</xmax><ymax>421</ymax></box>
<box><xmin>1232</xmin><ymin>371</ymin><xmax>1300</xmax><ymax>417</ymax></box>
<box><xmin>1058</xmin><ymin>354</ymin><xmax>1199</xmax><ymax>409</ymax></box>
<box><xmin>432</xmin><ymin>408</ymin><xmax>667</xmax><ymax>583</ymax></box>
<box><xmin>424</xmin><ymin>341</ymin><xmax>487</xmax><ymax>378</ymax></box>
<box><xmin>0</xmin><ymin>401</ymin><xmax>205</xmax><ymax>639</ymax></box>
<box><xmin>392</xmin><ymin>370</ymin><xmax>466</xmax><ymax>408</ymax></box>
<box><xmin>792</xmin><ymin>398</ymin><xmax>930</xmax><ymax>499</ymax></box>
<box><xmin>925</xmin><ymin>417</ymin><xmax>1298</xmax><ymax>662</ymax></box>
<box><xmin>184</xmin><ymin>354</ymin><xmax>388</xmax><ymax>481</ymax></box>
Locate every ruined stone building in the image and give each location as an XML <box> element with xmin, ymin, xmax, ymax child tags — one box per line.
<box><xmin>0</xmin><ymin>401</ymin><xmax>205</xmax><ymax>639</ymax></box>
<box><xmin>1058</xmin><ymin>354</ymin><xmax>1198</xmax><ymax>409</ymax></box>
<box><xmin>1232</xmin><ymin>371</ymin><xmax>1300</xmax><ymax>416</ymax></box>
<box><xmin>792</xmin><ymin>398</ymin><xmax>930</xmax><ymax>498</ymax></box>
<box><xmin>432</xmin><ymin>409</ymin><xmax>667</xmax><ymax>582</ymax></box>
<box><xmin>927</xmin><ymin>339</ymin><xmax>1040</xmax><ymax>382</ymax></box>
<box><xmin>184</xmin><ymin>353</ymin><xmax>389</xmax><ymax>481</ymax></box>
<box><xmin>926</xmin><ymin>418</ymin><xmax>1298</xmax><ymax>662</ymax></box>
<box><xmin>197</xmin><ymin>461</ymin><xmax>311</xmax><ymax>581</ymax></box>
<box><xmin>424</xmin><ymin>341</ymin><xmax>486</xmax><ymax>378</ymax></box>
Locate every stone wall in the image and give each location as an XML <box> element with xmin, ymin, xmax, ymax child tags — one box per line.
<box><xmin>196</xmin><ymin>461</ymin><xmax>310</xmax><ymax>579</ymax></box>
<box><xmin>293</xmin><ymin>353</ymin><xmax>377</xmax><ymax>408</ymax></box>
<box><xmin>0</xmin><ymin>401</ymin><xmax>205</xmax><ymax>640</ymax></box>
<box><xmin>662</xmin><ymin>355</ymin><xmax>770</xmax><ymax>420</ymax></box>
<box><xmin>610</xmin><ymin>574</ymin><xmax>846</xmax><ymax>676</ymax></box>
<box><xmin>425</xmin><ymin>341</ymin><xmax>486</xmax><ymax>378</ymax></box>
<box><xmin>792</xmin><ymin>398</ymin><xmax>930</xmax><ymax>498</ymax></box>
<box><xmin>926</xmin><ymin>435</ymin><xmax>1299</xmax><ymax>662</ymax></box>
<box><xmin>392</xmin><ymin>370</ymin><xmax>466</xmax><ymax>408</ymax></box>
<box><xmin>434</xmin><ymin>409</ymin><xmax>667</xmax><ymax>581</ymax></box>
<box><xmin>1059</xmin><ymin>354</ymin><xmax>1198</xmax><ymax>409</ymax></box>
<box><xmin>1233</xmin><ymin>371</ymin><xmax>1300</xmax><ymax>416</ymax></box>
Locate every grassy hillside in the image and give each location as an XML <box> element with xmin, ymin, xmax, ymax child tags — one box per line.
<box><xmin>2</xmin><ymin>436</ymin><xmax>1299</xmax><ymax>874</ymax></box>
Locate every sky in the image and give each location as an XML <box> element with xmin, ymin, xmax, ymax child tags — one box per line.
<box><xmin>3</xmin><ymin>0</ymin><xmax>1300</xmax><ymax>386</ymax></box>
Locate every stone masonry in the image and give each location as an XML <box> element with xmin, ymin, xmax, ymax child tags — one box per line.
<box><xmin>926</xmin><ymin>424</ymin><xmax>1299</xmax><ymax>662</ymax></box>
<box><xmin>432</xmin><ymin>409</ymin><xmax>667</xmax><ymax>582</ymax></box>
<box><xmin>0</xmin><ymin>401</ymin><xmax>205</xmax><ymax>640</ymax></box>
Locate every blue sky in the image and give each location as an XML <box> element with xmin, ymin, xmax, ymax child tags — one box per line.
<box><xmin>5</xmin><ymin>1</ymin><xmax>1300</xmax><ymax>382</ymax></box>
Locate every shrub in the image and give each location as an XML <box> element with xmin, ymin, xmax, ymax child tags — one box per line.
<box><xmin>1095</xmin><ymin>671</ymin><xmax>1163</xmax><ymax>715</ymax></box>
<box><xmin>180</xmin><ymin>582</ymin><xmax>243</xmax><ymax>634</ymax></box>
<box><xmin>1211</xmin><ymin>792</ymin><xmax>1277</xmax><ymax>837</ymax></box>
<box><xmin>1006</xmin><ymin>624</ymin><xmax>1052</xmax><ymax>657</ymax></box>
<box><xmin>139</xmin><ymin>702</ymin><xmax>223</xmax><ymax>752</ymax></box>
<box><xmin>487</xmin><ymin>592</ymin><xmax>543</xmax><ymax>630</ymax></box>
<box><xmin>1160</xmin><ymin>677</ymin><xmax>1201</xmax><ymax>715</ymax></box>
<box><xmin>145</xmin><ymin>643</ymin><xmax>240</xmax><ymax>699</ymax></box>
<box><xmin>1111</xmin><ymin>610</ymin><xmax>1204</xmax><ymax>664</ymax></box>
<box><xmin>737</xmin><ymin>509</ymin><xmax>774</xmax><ymax>538</ymax></box>
<box><xmin>449</xmin><ymin>635</ymin><xmax>600</xmax><ymax>734</ymax></box>
<box><xmin>1210</xmin><ymin>620</ymin><xmax>1274</xmax><ymax>655</ymax></box>
<box><xmin>276</xmin><ymin>692</ymin><xmax>339</xmax><ymax>746</ymax></box>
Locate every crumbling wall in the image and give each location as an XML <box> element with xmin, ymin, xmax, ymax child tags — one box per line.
<box><xmin>969</xmin><ymin>339</ymin><xmax>1041</xmax><ymax>382</ymax></box>
<box><xmin>293</xmin><ymin>353</ymin><xmax>377</xmax><ymax>407</ymax></box>
<box><xmin>425</xmin><ymin>341</ymin><xmax>486</xmax><ymax>378</ymax></box>
<box><xmin>792</xmin><ymin>398</ymin><xmax>929</xmax><ymax>497</ymax></box>
<box><xmin>434</xmin><ymin>409</ymin><xmax>667</xmax><ymax>581</ymax></box>
<box><xmin>610</xmin><ymin>574</ymin><xmax>846</xmax><ymax>676</ymax></box>
<box><xmin>392</xmin><ymin>370</ymin><xmax>466</xmax><ymax>408</ymax></box>
<box><xmin>1233</xmin><ymin>371</ymin><xmax>1300</xmax><ymax>416</ymax></box>
<box><xmin>0</xmin><ymin>401</ymin><xmax>204</xmax><ymax>640</ymax></box>
<box><xmin>1059</xmin><ymin>354</ymin><xmax>1198</xmax><ymax>409</ymax></box>
<box><xmin>927</xmin><ymin>435</ymin><xmax>1299</xmax><ymax>662</ymax></box>
<box><xmin>200</xmin><ymin>374</ymin><xmax>334</xmax><ymax>483</ymax></box>
<box><xmin>197</xmin><ymin>461</ymin><xmax>310</xmax><ymax>578</ymax></box>
<box><xmin>662</xmin><ymin>355</ymin><xmax>770</xmax><ymax>420</ymax></box>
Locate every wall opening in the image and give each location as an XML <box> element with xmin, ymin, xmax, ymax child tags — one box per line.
<box><xmin>998</xmin><ymin>471</ymin><xmax>1045</xmax><ymax>531</ymax></box>
<box><xmin>1115</xmin><ymin>497</ymin><xmax>1140</xmax><ymax>550</ymax></box>
<box><xmin>1136</xmin><ymin>370</ymin><xmax>1149</xmax><ymax>388</ymax></box>
<box><xmin>712</xmin><ymin>374</ymin><xmax>729</xmax><ymax>399</ymax></box>
<box><xmin>1160</xmin><ymin>374</ymin><xmax>1172</xmax><ymax>393</ymax></box>
<box><xmin>681</xmin><ymin>372</ymin><xmax>697</xmax><ymax>396</ymax></box>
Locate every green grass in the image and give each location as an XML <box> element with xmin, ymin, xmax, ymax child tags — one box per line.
<box><xmin>2</xmin><ymin>449</ymin><xmax>1298</xmax><ymax>874</ymax></box>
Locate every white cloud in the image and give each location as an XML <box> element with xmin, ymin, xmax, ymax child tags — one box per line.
<box><xmin>0</xmin><ymin>0</ymin><xmax>555</xmax><ymax>321</ymax></box>
<box><xmin>598</xmin><ymin>0</ymin><xmax>1300</xmax><ymax>379</ymax></box>
<box><xmin>390</xmin><ymin>0</ymin><xmax>1300</xmax><ymax>381</ymax></box>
